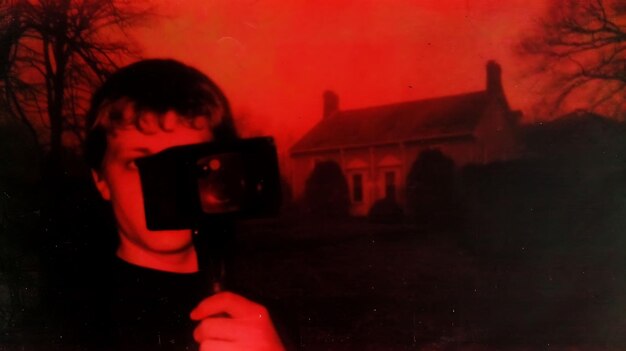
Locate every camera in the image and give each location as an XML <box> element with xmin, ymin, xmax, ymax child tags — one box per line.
<box><xmin>135</xmin><ymin>137</ymin><xmax>282</xmax><ymax>230</ymax></box>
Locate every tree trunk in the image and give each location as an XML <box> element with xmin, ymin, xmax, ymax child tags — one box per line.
<box><xmin>47</xmin><ymin>3</ymin><xmax>69</xmax><ymax>174</ymax></box>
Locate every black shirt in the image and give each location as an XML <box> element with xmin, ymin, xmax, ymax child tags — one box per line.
<box><xmin>50</xmin><ymin>256</ymin><xmax>297</xmax><ymax>351</ymax></box>
<box><xmin>55</xmin><ymin>257</ymin><xmax>211</xmax><ymax>350</ymax></box>
<box><xmin>107</xmin><ymin>258</ymin><xmax>211</xmax><ymax>350</ymax></box>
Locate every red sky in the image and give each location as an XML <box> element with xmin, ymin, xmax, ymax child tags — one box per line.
<box><xmin>135</xmin><ymin>0</ymin><xmax>549</xmax><ymax>153</ymax></box>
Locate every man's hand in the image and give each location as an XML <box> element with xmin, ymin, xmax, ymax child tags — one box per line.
<box><xmin>190</xmin><ymin>291</ymin><xmax>286</xmax><ymax>351</ymax></box>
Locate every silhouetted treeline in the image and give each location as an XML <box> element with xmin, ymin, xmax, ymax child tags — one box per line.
<box><xmin>0</xmin><ymin>119</ymin><xmax>118</xmax><ymax>346</ymax></box>
<box><xmin>302</xmin><ymin>161</ymin><xmax>351</xmax><ymax>217</ymax></box>
<box><xmin>0</xmin><ymin>121</ymin><xmax>42</xmax><ymax>343</ymax></box>
<box><xmin>462</xmin><ymin>113</ymin><xmax>626</xmax><ymax>253</ymax></box>
<box><xmin>405</xmin><ymin>149</ymin><xmax>463</xmax><ymax>233</ymax></box>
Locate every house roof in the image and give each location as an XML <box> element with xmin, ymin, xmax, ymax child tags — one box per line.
<box><xmin>291</xmin><ymin>90</ymin><xmax>491</xmax><ymax>154</ymax></box>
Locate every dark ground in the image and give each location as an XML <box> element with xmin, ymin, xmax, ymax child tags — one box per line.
<box><xmin>230</xmin><ymin>215</ymin><xmax>626</xmax><ymax>351</ymax></box>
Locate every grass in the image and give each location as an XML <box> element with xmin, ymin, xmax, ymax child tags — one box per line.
<box><xmin>232</xmin><ymin>215</ymin><xmax>626</xmax><ymax>350</ymax></box>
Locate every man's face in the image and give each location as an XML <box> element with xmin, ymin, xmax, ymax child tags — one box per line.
<box><xmin>93</xmin><ymin>111</ymin><xmax>213</xmax><ymax>255</ymax></box>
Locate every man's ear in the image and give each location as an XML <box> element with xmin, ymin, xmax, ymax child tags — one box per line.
<box><xmin>91</xmin><ymin>169</ymin><xmax>111</xmax><ymax>200</ymax></box>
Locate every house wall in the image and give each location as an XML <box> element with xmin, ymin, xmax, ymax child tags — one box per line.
<box><xmin>290</xmin><ymin>139</ymin><xmax>484</xmax><ymax>216</ymax></box>
<box><xmin>344</xmin><ymin>145</ymin><xmax>405</xmax><ymax>216</ymax></box>
<box><xmin>291</xmin><ymin>146</ymin><xmax>406</xmax><ymax>216</ymax></box>
<box><xmin>373</xmin><ymin>145</ymin><xmax>404</xmax><ymax>207</ymax></box>
<box><xmin>343</xmin><ymin>148</ymin><xmax>373</xmax><ymax>216</ymax></box>
<box><xmin>474</xmin><ymin>99</ymin><xmax>519</xmax><ymax>163</ymax></box>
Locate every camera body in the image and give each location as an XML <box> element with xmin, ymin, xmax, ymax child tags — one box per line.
<box><xmin>135</xmin><ymin>137</ymin><xmax>281</xmax><ymax>230</ymax></box>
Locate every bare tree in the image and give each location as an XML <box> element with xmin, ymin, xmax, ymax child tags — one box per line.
<box><xmin>0</xmin><ymin>3</ymin><xmax>34</xmax><ymax>135</ymax></box>
<box><xmin>1</xmin><ymin>0</ymin><xmax>149</xmax><ymax>168</ymax></box>
<box><xmin>520</xmin><ymin>0</ymin><xmax>626</xmax><ymax>118</ymax></box>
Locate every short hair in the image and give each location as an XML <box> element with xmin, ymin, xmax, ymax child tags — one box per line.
<box><xmin>85</xmin><ymin>59</ymin><xmax>238</xmax><ymax>170</ymax></box>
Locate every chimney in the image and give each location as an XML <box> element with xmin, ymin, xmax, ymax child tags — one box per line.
<box><xmin>486</xmin><ymin>60</ymin><xmax>503</xmax><ymax>95</ymax></box>
<box><xmin>323</xmin><ymin>90</ymin><xmax>339</xmax><ymax>119</ymax></box>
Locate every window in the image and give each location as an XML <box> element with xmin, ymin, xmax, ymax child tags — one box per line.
<box><xmin>352</xmin><ymin>174</ymin><xmax>363</xmax><ymax>202</ymax></box>
<box><xmin>385</xmin><ymin>171</ymin><xmax>396</xmax><ymax>200</ymax></box>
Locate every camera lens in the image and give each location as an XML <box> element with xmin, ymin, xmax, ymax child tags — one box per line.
<box><xmin>196</xmin><ymin>153</ymin><xmax>245</xmax><ymax>214</ymax></box>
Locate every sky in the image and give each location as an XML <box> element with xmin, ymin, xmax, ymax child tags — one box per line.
<box><xmin>134</xmin><ymin>0</ymin><xmax>550</xmax><ymax>153</ymax></box>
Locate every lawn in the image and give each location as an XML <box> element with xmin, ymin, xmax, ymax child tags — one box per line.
<box><xmin>233</xmin><ymin>216</ymin><xmax>626</xmax><ymax>350</ymax></box>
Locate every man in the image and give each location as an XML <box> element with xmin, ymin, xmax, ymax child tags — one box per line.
<box><xmin>69</xmin><ymin>59</ymin><xmax>287</xmax><ymax>350</ymax></box>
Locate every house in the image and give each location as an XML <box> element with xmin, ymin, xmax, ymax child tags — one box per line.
<box><xmin>290</xmin><ymin>61</ymin><xmax>521</xmax><ymax>216</ymax></box>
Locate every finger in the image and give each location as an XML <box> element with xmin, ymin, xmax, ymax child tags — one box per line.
<box><xmin>199</xmin><ymin>340</ymin><xmax>240</xmax><ymax>351</ymax></box>
<box><xmin>193</xmin><ymin>317</ymin><xmax>256</xmax><ymax>342</ymax></box>
<box><xmin>190</xmin><ymin>291</ymin><xmax>267</xmax><ymax>320</ymax></box>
